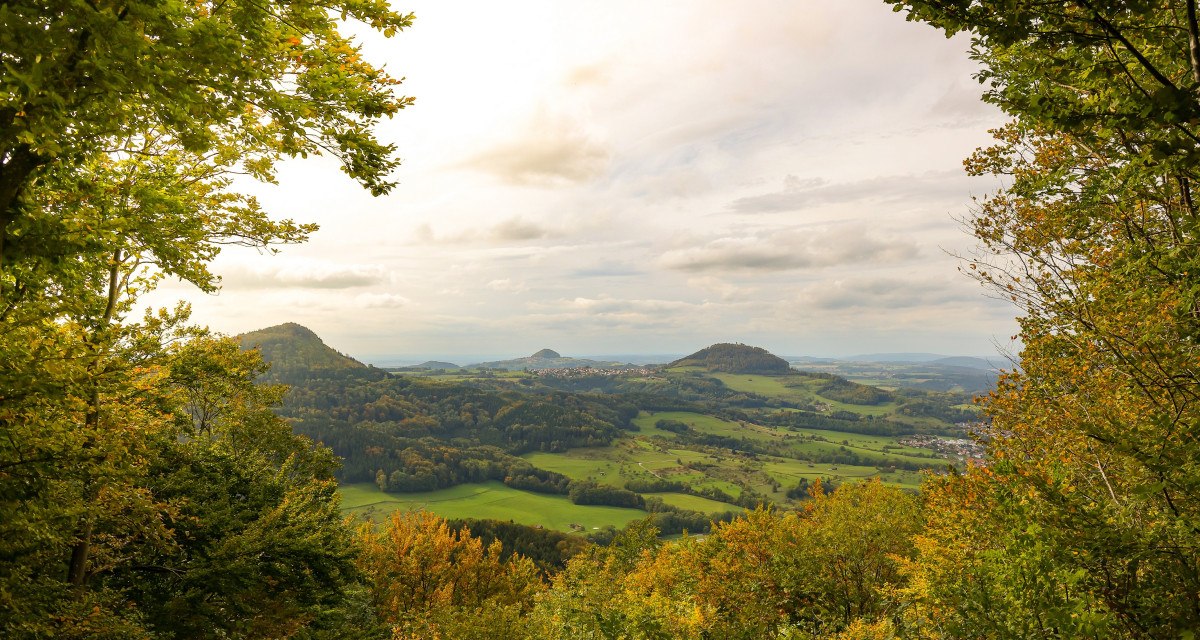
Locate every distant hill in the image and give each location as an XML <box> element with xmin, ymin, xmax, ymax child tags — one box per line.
<box><xmin>930</xmin><ymin>356</ymin><xmax>1003</xmax><ymax>370</ymax></box>
<box><xmin>470</xmin><ymin>349</ymin><xmax>634</xmax><ymax>371</ymax></box>
<box><xmin>786</xmin><ymin>355</ymin><xmax>838</xmax><ymax>365</ymax></box>
<box><xmin>417</xmin><ymin>360</ymin><xmax>463</xmax><ymax>369</ymax></box>
<box><xmin>389</xmin><ymin>360</ymin><xmax>464</xmax><ymax>372</ymax></box>
<box><xmin>582</xmin><ymin>354</ymin><xmax>680</xmax><ymax>366</ymax></box>
<box><xmin>238</xmin><ymin>323</ymin><xmax>366</xmax><ymax>373</ymax></box>
<box><xmin>844</xmin><ymin>352</ymin><xmax>950</xmax><ymax>363</ymax></box>
<box><xmin>669</xmin><ymin>343</ymin><xmax>791</xmax><ymax>374</ymax></box>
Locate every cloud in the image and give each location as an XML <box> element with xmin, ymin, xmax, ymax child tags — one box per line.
<box><xmin>561</xmin><ymin>297</ymin><xmax>696</xmax><ymax>314</ymax></box>
<box><xmin>729</xmin><ymin>171</ymin><xmax>971</xmax><ymax>214</ymax></box>
<box><xmin>800</xmin><ymin>277</ymin><xmax>979</xmax><ymax>311</ymax></box>
<box><xmin>660</xmin><ymin>226</ymin><xmax>920</xmax><ymax>273</ymax></box>
<box><xmin>521</xmin><ymin>296</ymin><xmax>718</xmax><ymax>332</ymax></box>
<box><xmin>460</xmin><ymin>111</ymin><xmax>610</xmax><ymax>186</ymax></box>
<box><xmin>414</xmin><ymin>216</ymin><xmax>562</xmax><ymax>244</ymax></box>
<box><xmin>491</xmin><ymin>217</ymin><xmax>554</xmax><ymax>241</ymax></box>
<box><xmin>685</xmin><ymin>276</ymin><xmax>757</xmax><ymax>302</ymax></box>
<box><xmin>571</xmin><ymin>263</ymin><xmax>646</xmax><ymax>278</ymax></box>
<box><xmin>928</xmin><ymin>77</ymin><xmax>1001</xmax><ymax>125</ymax></box>
<box><xmin>218</xmin><ymin>262</ymin><xmax>388</xmax><ymax>290</ymax></box>
<box><xmin>163</xmin><ymin>1</ymin><xmax>1020</xmax><ymax>359</ymax></box>
<box><xmin>356</xmin><ymin>292</ymin><xmax>411</xmax><ymax>308</ymax></box>
<box><xmin>486</xmin><ymin>279</ymin><xmax>528</xmax><ymax>293</ymax></box>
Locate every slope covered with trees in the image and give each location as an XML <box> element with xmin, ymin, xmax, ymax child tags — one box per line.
<box><xmin>240</xmin><ymin>322</ymin><xmax>368</xmax><ymax>373</ymax></box>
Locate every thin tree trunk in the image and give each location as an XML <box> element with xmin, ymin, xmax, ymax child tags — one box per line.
<box><xmin>1188</xmin><ymin>0</ymin><xmax>1200</xmax><ymax>87</ymax></box>
<box><xmin>67</xmin><ymin>520</ymin><xmax>93</xmax><ymax>586</ymax></box>
<box><xmin>67</xmin><ymin>249</ymin><xmax>125</xmax><ymax>589</ymax></box>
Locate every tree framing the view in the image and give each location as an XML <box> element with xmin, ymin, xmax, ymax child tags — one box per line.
<box><xmin>886</xmin><ymin>1</ymin><xmax>1200</xmax><ymax>635</ymax></box>
<box><xmin>0</xmin><ymin>0</ymin><xmax>413</xmax><ymax>634</ymax></box>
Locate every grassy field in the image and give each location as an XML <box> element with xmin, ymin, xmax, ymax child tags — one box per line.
<box><xmin>340</xmin><ymin>481</ymin><xmax>648</xmax><ymax>532</ymax></box>
<box><xmin>708</xmin><ymin>373</ymin><xmax>901</xmax><ymax>417</ymax></box>
<box><xmin>634</xmin><ymin>410</ymin><xmax>939</xmax><ymax>469</ymax></box>
<box><xmin>647</xmin><ymin>492</ymin><xmax>744</xmax><ymax>514</ymax></box>
<box><xmin>758</xmin><ymin>457</ymin><xmax>925</xmax><ymax>489</ymax></box>
<box><xmin>518</xmin><ymin>407</ymin><xmax>935</xmax><ymax>509</ymax></box>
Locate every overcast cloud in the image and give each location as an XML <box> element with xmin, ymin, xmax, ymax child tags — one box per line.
<box><xmin>145</xmin><ymin>0</ymin><xmax>1018</xmax><ymax>363</ymax></box>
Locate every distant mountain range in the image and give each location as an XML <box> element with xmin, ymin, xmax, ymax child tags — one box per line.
<box><xmin>841</xmin><ymin>353</ymin><xmax>1006</xmax><ymax>370</ymax></box>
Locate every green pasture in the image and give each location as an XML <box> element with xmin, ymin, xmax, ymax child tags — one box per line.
<box><xmin>339</xmin><ymin>481</ymin><xmax>647</xmax><ymax>533</ymax></box>
<box><xmin>523</xmin><ymin>443</ymin><xmax>712</xmax><ymax>487</ymax></box>
<box><xmin>708</xmin><ymin>373</ymin><xmax>900</xmax><ymax>417</ymax></box>
<box><xmin>635</xmin><ymin>410</ymin><xmax>938</xmax><ymax>468</ymax></box>
<box><xmin>785</xmin><ymin>426</ymin><xmax>947</xmax><ymax>461</ymax></box>
<box><xmin>523</xmin><ymin>442</ymin><xmax>748</xmax><ymax>507</ymax></box>
<box><xmin>516</xmin><ymin>405</ymin><xmax>940</xmax><ymax>514</ymax></box>
<box><xmin>784</xmin><ymin>437</ymin><xmax>936</xmax><ymax>468</ymax></box>
<box><xmin>647</xmin><ymin>492</ymin><xmax>744</xmax><ymax>514</ymax></box>
<box><xmin>759</xmin><ymin>457</ymin><xmax>925</xmax><ymax>490</ymax></box>
<box><xmin>635</xmin><ymin>410</ymin><xmax>789</xmax><ymax>444</ymax></box>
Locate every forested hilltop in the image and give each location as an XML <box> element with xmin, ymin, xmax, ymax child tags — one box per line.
<box><xmin>241</xmin><ymin>322</ymin><xmax>367</xmax><ymax>373</ymax></box>
<box><xmin>669</xmin><ymin>342</ymin><xmax>792</xmax><ymax>374</ymax></box>
<box><xmin>3</xmin><ymin>0</ymin><xmax>1200</xmax><ymax>638</ymax></box>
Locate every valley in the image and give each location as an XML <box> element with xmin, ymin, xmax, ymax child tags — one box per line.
<box><xmin>241</xmin><ymin>325</ymin><xmax>984</xmax><ymax>536</ymax></box>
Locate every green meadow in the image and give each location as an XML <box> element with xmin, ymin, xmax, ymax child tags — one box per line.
<box><xmin>518</xmin><ymin>411</ymin><xmax>928</xmax><ymax>508</ymax></box>
<box><xmin>633</xmin><ymin>410</ymin><xmax>939</xmax><ymax>470</ymax></box>
<box><xmin>647</xmin><ymin>492</ymin><xmax>744</xmax><ymax>514</ymax></box>
<box><xmin>340</xmin><ymin>481</ymin><xmax>648</xmax><ymax>533</ymax></box>
<box><xmin>708</xmin><ymin>372</ymin><xmax>901</xmax><ymax>416</ymax></box>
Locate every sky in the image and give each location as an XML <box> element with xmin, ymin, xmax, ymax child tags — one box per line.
<box><xmin>146</xmin><ymin>0</ymin><xmax>1019</xmax><ymax>364</ymax></box>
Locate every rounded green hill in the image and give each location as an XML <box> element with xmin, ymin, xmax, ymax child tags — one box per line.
<box><xmin>237</xmin><ymin>322</ymin><xmax>365</xmax><ymax>373</ymax></box>
<box><xmin>669</xmin><ymin>343</ymin><xmax>791</xmax><ymax>375</ymax></box>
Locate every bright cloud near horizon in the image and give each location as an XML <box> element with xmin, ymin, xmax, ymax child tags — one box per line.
<box><xmin>146</xmin><ymin>0</ymin><xmax>1019</xmax><ymax>364</ymax></box>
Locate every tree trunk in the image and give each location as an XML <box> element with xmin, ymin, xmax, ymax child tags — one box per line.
<box><xmin>67</xmin><ymin>520</ymin><xmax>93</xmax><ymax>587</ymax></box>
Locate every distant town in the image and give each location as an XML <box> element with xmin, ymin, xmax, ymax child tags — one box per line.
<box><xmin>529</xmin><ymin>366</ymin><xmax>660</xmax><ymax>378</ymax></box>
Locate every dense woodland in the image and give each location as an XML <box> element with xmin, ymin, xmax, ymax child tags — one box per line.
<box><xmin>3</xmin><ymin>0</ymin><xmax>1200</xmax><ymax>638</ymax></box>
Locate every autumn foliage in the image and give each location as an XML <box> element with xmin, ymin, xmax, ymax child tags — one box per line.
<box><xmin>356</xmin><ymin>510</ymin><xmax>542</xmax><ymax>639</ymax></box>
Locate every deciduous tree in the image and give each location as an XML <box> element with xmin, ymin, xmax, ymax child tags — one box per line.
<box><xmin>356</xmin><ymin>510</ymin><xmax>543</xmax><ymax>640</ymax></box>
<box><xmin>886</xmin><ymin>0</ymin><xmax>1200</xmax><ymax>634</ymax></box>
<box><xmin>0</xmin><ymin>0</ymin><xmax>412</xmax><ymax>633</ymax></box>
